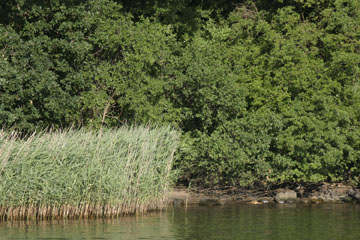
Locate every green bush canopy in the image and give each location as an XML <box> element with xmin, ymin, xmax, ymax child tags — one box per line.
<box><xmin>1</xmin><ymin>0</ymin><xmax>360</xmax><ymax>187</ymax></box>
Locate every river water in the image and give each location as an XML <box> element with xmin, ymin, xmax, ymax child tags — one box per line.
<box><xmin>0</xmin><ymin>204</ymin><xmax>360</xmax><ymax>240</ymax></box>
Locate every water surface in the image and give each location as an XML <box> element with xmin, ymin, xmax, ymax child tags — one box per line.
<box><xmin>1</xmin><ymin>204</ymin><xmax>360</xmax><ymax>240</ymax></box>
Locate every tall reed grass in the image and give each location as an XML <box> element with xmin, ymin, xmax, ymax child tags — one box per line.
<box><xmin>0</xmin><ymin>126</ymin><xmax>179</xmax><ymax>221</ymax></box>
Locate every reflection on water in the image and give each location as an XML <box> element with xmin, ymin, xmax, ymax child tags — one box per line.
<box><xmin>1</xmin><ymin>204</ymin><xmax>360</xmax><ymax>240</ymax></box>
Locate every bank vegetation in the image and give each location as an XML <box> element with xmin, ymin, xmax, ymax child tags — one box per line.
<box><xmin>0</xmin><ymin>0</ymin><xmax>359</xmax><ymax>191</ymax></box>
<box><xmin>0</xmin><ymin>126</ymin><xmax>179</xmax><ymax>220</ymax></box>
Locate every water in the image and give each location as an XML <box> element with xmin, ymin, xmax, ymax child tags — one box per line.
<box><xmin>1</xmin><ymin>204</ymin><xmax>360</xmax><ymax>240</ymax></box>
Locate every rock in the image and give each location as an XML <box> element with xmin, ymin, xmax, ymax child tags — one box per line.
<box><xmin>347</xmin><ymin>189</ymin><xmax>360</xmax><ymax>203</ymax></box>
<box><xmin>259</xmin><ymin>197</ymin><xmax>273</xmax><ymax>204</ymax></box>
<box><xmin>173</xmin><ymin>198</ymin><xmax>185</xmax><ymax>207</ymax></box>
<box><xmin>286</xmin><ymin>199</ymin><xmax>297</xmax><ymax>204</ymax></box>
<box><xmin>331</xmin><ymin>189</ymin><xmax>347</xmax><ymax>198</ymax></box>
<box><xmin>248</xmin><ymin>200</ymin><xmax>262</xmax><ymax>205</ymax></box>
<box><xmin>311</xmin><ymin>183</ymin><xmax>353</xmax><ymax>203</ymax></box>
<box><xmin>354</xmin><ymin>192</ymin><xmax>360</xmax><ymax>201</ymax></box>
<box><xmin>310</xmin><ymin>196</ymin><xmax>325</xmax><ymax>204</ymax></box>
<box><xmin>275</xmin><ymin>190</ymin><xmax>297</xmax><ymax>204</ymax></box>
<box><xmin>325</xmin><ymin>198</ymin><xmax>336</xmax><ymax>203</ymax></box>
<box><xmin>319</xmin><ymin>193</ymin><xmax>338</xmax><ymax>203</ymax></box>
<box><xmin>348</xmin><ymin>189</ymin><xmax>356</xmax><ymax>197</ymax></box>
<box><xmin>218</xmin><ymin>198</ymin><xmax>231</xmax><ymax>205</ymax></box>
<box><xmin>299</xmin><ymin>198</ymin><xmax>310</xmax><ymax>204</ymax></box>
<box><xmin>199</xmin><ymin>197</ymin><xmax>221</xmax><ymax>206</ymax></box>
<box><xmin>320</xmin><ymin>184</ymin><xmax>329</xmax><ymax>193</ymax></box>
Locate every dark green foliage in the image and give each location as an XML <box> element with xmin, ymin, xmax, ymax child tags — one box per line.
<box><xmin>175</xmin><ymin>0</ymin><xmax>360</xmax><ymax>186</ymax></box>
<box><xmin>0</xmin><ymin>0</ymin><xmax>94</xmax><ymax>130</ymax></box>
<box><xmin>1</xmin><ymin>0</ymin><xmax>360</xmax><ymax>187</ymax></box>
<box><xmin>81</xmin><ymin>14</ymin><xmax>179</xmax><ymax>127</ymax></box>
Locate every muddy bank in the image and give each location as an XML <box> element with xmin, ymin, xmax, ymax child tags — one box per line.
<box><xmin>167</xmin><ymin>183</ymin><xmax>360</xmax><ymax>206</ymax></box>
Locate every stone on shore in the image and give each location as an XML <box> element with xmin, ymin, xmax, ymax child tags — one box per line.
<box><xmin>275</xmin><ymin>190</ymin><xmax>297</xmax><ymax>204</ymax></box>
<box><xmin>348</xmin><ymin>190</ymin><xmax>360</xmax><ymax>203</ymax></box>
<box><xmin>310</xmin><ymin>196</ymin><xmax>325</xmax><ymax>204</ymax></box>
<box><xmin>259</xmin><ymin>197</ymin><xmax>274</xmax><ymax>204</ymax></box>
<box><xmin>355</xmin><ymin>192</ymin><xmax>360</xmax><ymax>201</ymax></box>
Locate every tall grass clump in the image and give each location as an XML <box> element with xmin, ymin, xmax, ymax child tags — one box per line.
<box><xmin>0</xmin><ymin>126</ymin><xmax>180</xmax><ymax>221</ymax></box>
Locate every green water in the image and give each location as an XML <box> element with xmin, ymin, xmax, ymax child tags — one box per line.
<box><xmin>1</xmin><ymin>204</ymin><xmax>360</xmax><ymax>240</ymax></box>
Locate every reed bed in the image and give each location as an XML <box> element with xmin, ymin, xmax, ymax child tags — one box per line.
<box><xmin>0</xmin><ymin>126</ymin><xmax>179</xmax><ymax>221</ymax></box>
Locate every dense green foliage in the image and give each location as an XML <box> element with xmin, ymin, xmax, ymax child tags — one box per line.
<box><xmin>0</xmin><ymin>126</ymin><xmax>179</xmax><ymax>220</ymax></box>
<box><xmin>1</xmin><ymin>0</ymin><xmax>359</xmax><ymax>187</ymax></box>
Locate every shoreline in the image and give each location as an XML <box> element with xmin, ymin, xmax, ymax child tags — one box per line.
<box><xmin>1</xmin><ymin>182</ymin><xmax>359</xmax><ymax>221</ymax></box>
<box><xmin>167</xmin><ymin>183</ymin><xmax>360</xmax><ymax>206</ymax></box>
